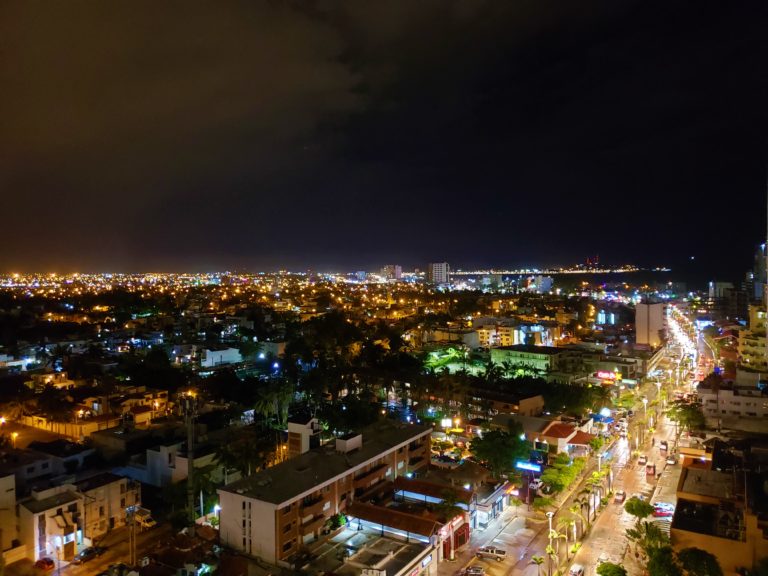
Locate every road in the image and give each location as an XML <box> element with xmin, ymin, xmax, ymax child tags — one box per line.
<box><xmin>436</xmin><ymin>342</ymin><xmax>684</xmax><ymax>576</ymax></box>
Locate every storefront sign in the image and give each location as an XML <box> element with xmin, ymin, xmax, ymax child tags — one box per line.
<box><xmin>515</xmin><ymin>461</ymin><xmax>541</xmax><ymax>472</ymax></box>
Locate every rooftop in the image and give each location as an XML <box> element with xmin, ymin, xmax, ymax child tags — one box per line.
<box><xmin>496</xmin><ymin>344</ymin><xmax>564</xmax><ymax>355</ymax></box>
<box><xmin>220</xmin><ymin>421</ymin><xmax>432</xmax><ymax>506</ymax></box>
<box><xmin>74</xmin><ymin>472</ymin><xmax>126</xmax><ymax>492</ymax></box>
<box><xmin>22</xmin><ymin>490</ymin><xmax>80</xmax><ymax>514</ymax></box>
<box><xmin>680</xmin><ymin>468</ymin><xmax>742</xmax><ymax>501</ymax></box>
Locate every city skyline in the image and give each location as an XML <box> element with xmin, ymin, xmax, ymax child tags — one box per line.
<box><xmin>2</xmin><ymin>3</ymin><xmax>767</xmax><ymax>279</ymax></box>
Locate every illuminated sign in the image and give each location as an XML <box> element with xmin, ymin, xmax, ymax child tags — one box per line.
<box><xmin>596</xmin><ymin>371</ymin><xmax>620</xmax><ymax>380</ymax></box>
<box><xmin>422</xmin><ymin>554</ymin><xmax>433</xmax><ymax>567</ymax></box>
<box><xmin>515</xmin><ymin>461</ymin><xmax>542</xmax><ymax>472</ymax></box>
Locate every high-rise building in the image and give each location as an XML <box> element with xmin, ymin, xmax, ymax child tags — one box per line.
<box><xmin>752</xmin><ymin>243</ymin><xmax>766</xmax><ymax>302</ymax></box>
<box><xmin>426</xmin><ymin>262</ymin><xmax>450</xmax><ymax>285</ymax></box>
<box><xmin>635</xmin><ymin>301</ymin><xmax>665</xmax><ymax>348</ymax></box>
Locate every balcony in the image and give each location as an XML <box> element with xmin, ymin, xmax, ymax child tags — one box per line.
<box><xmin>408</xmin><ymin>455</ymin><xmax>426</xmax><ymax>467</ymax></box>
<box><xmin>301</xmin><ymin>514</ymin><xmax>327</xmax><ymax>535</ymax></box>
<box><xmin>408</xmin><ymin>444</ymin><xmax>427</xmax><ymax>458</ymax></box>
<box><xmin>354</xmin><ymin>463</ymin><xmax>387</xmax><ymax>490</ymax></box>
<box><xmin>300</xmin><ymin>496</ymin><xmax>327</xmax><ymax>517</ymax></box>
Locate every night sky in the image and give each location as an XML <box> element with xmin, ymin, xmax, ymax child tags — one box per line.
<box><xmin>2</xmin><ymin>1</ymin><xmax>768</xmax><ymax>280</ymax></box>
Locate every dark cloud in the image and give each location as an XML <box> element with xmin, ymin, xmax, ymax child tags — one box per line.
<box><xmin>1</xmin><ymin>1</ymin><xmax>767</xmax><ymax>279</ymax></box>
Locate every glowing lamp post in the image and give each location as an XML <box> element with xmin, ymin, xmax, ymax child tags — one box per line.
<box><xmin>11</xmin><ymin>432</ymin><xmax>18</xmax><ymax>449</ymax></box>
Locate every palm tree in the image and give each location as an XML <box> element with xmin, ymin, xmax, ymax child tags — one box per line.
<box><xmin>575</xmin><ymin>493</ymin><xmax>592</xmax><ymax>529</ymax></box>
<box><xmin>530</xmin><ymin>555</ymin><xmax>545</xmax><ymax>576</ymax></box>
<box><xmin>568</xmin><ymin>504</ymin><xmax>587</xmax><ymax>539</ymax></box>
<box><xmin>557</xmin><ymin>517</ymin><xmax>576</xmax><ymax>558</ymax></box>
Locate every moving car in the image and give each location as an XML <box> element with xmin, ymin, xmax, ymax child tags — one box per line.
<box><xmin>646</xmin><ymin>463</ymin><xmax>657</xmax><ymax>475</ymax></box>
<box><xmin>659</xmin><ymin>440</ymin><xmax>668</xmax><ymax>451</ymax></box>
<box><xmin>568</xmin><ymin>563</ymin><xmax>585</xmax><ymax>576</ymax></box>
<box><xmin>465</xmin><ymin>566</ymin><xmax>486</xmax><ymax>576</ymax></box>
<box><xmin>613</xmin><ymin>490</ymin><xmax>627</xmax><ymax>504</ymax></box>
<box><xmin>638</xmin><ymin>455</ymin><xmax>647</xmax><ymax>465</ymax></box>
<box><xmin>653</xmin><ymin>503</ymin><xmax>675</xmax><ymax>517</ymax></box>
<box><xmin>34</xmin><ymin>558</ymin><xmax>55</xmax><ymax>571</ymax></box>
<box><xmin>476</xmin><ymin>546</ymin><xmax>507</xmax><ymax>561</ymax></box>
<box><xmin>666</xmin><ymin>455</ymin><xmax>677</xmax><ymax>465</ymax></box>
<box><xmin>529</xmin><ymin>479</ymin><xmax>543</xmax><ymax>491</ymax></box>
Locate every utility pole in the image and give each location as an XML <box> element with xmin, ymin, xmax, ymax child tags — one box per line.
<box><xmin>180</xmin><ymin>391</ymin><xmax>199</xmax><ymax>531</ymax></box>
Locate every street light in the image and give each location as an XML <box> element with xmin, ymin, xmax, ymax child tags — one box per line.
<box><xmin>546</xmin><ymin>511</ymin><xmax>555</xmax><ymax>576</ymax></box>
<box><xmin>642</xmin><ymin>397</ymin><xmax>648</xmax><ymax>418</ymax></box>
<box><xmin>11</xmin><ymin>432</ymin><xmax>18</xmax><ymax>449</ymax></box>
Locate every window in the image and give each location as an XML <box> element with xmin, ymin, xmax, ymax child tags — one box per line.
<box><xmin>283</xmin><ymin>540</ymin><xmax>294</xmax><ymax>552</ymax></box>
<box><xmin>120</xmin><ymin>483</ymin><xmax>126</xmax><ymax>494</ymax></box>
<box><xmin>283</xmin><ymin>523</ymin><xmax>291</xmax><ymax>533</ymax></box>
<box><xmin>26</xmin><ymin>466</ymin><xmax>34</xmax><ymax>474</ymax></box>
<box><xmin>99</xmin><ymin>506</ymin><xmax>105</xmax><ymax>518</ymax></box>
<box><xmin>283</xmin><ymin>505</ymin><xmax>291</xmax><ymax>515</ymax></box>
<box><xmin>120</xmin><ymin>498</ymin><xmax>125</xmax><ymax>508</ymax></box>
<box><xmin>42</xmin><ymin>463</ymin><xmax>49</xmax><ymax>470</ymax></box>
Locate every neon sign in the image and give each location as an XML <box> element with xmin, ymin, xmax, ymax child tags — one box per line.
<box><xmin>515</xmin><ymin>461</ymin><xmax>542</xmax><ymax>472</ymax></box>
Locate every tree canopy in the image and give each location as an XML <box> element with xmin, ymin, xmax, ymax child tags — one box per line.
<box><xmin>470</xmin><ymin>424</ymin><xmax>529</xmax><ymax>479</ymax></box>
<box><xmin>677</xmin><ymin>547</ymin><xmax>723</xmax><ymax>576</ymax></box>
<box><xmin>596</xmin><ymin>563</ymin><xmax>628</xmax><ymax>576</ymax></box>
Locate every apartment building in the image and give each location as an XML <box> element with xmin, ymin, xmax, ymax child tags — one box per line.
<box><xmin>697</xmin><ymin>379</ymin><xmax>768</xmax><ymax>421</ymax></box>
<box><xmin>74</xmin><ymin>473</ymin><xmax>140</xmax><ymax>544</ymax></box>
<box><xmin>490</xmin><ymin>345</ymin><xmax>566</xmax><ymax>373</ymax></box>
<box><xmin>19</xmin><ymin>485</ymin><xmax>83</xmax><ymax>562</ymax></box>
<box><xmin>671</xmin><ymin>466</ymin><xmax>768</xmax><ymax>574</ymax></box>
<box><xmin>218</xmin><ymin>421</ymin><xmax>431</xmax><ymax>564</ymax></box>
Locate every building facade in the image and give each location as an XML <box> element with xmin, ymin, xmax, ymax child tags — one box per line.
<box><xmin>635</xmin><ymin>302</ymin><xmax>665</xmax><ymax>348</ymax></box>
<box><xmin>218</xmin><ymin>422</ymin><xmax>431</xmax><ymax>564</ymax></box>
<box><xmin>426</xmin><ymin>263</ymin><xmax>450</xmax><ymax>285</ymax></box>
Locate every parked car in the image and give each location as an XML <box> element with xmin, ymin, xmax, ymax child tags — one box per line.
<box><xmin>597</xmin><ymin>552</ymin><xmax>611</xmax><ymax>565</ymax></box>
<box><xmin>613</xmin><ymin>490</ymin><xmax>627</xmax><ymax>504</ymax></box>
<box><xmin>653</xmin><ymin>503</ymin><xmax>675</xmax><ymax>517</ymax></box>
<box><xmin>646</xmin><ymin>463</ymin><xmax>657</xmax><ymax>476</ymax></box>
<box><xmin>476</xmin><ymin>546</ymin><xmax>507</xmax><ymax>561</ymax></box>
<box><xmin>666</xmin><ymin>455</ymin><xmax>678</xmax><ymax>465</ymax></box>
<box><xmin>659</xmin><ymin>440</ymin><xmax>668</xmax><ymax>451</ymax></box>
<box><xmin>34</xmin><ymin>558</ymin><xmax>55</xmax><ymax>571</ymax></box>
<box><xmin>529</xmin><ymin>479</ymin><xmax>543</xmax><ymax>491</ymax></box>
<box><xmin>568</xmin><ymin>563</ymin><xmax>585</xmax><ymax>576</ymax></box>
<box><xmin>72</xmin><ymin>546</ymin><xmax>106</xmax><ymax>565</ymax></box>
<box><xmin>638</xmin><ymin>455</ymin><xmax>647</xmax><ymax>465</ymax></box>
<box><xmin>465</xmin><ymin>566</ymin><xmax>486</xmax><ymax>576</ymax></box>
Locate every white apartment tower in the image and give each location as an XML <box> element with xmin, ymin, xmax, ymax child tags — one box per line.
<box><xmin>635</xmin><ymin>301</ymin><xmax>665</xmax><ymax>348</ymax></box>
<box><xmin>427</xmin><ymin>262</ymin><xmax>450</xmax><ymax>285</ymax></box>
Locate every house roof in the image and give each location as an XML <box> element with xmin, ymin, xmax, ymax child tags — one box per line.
<box><xmin>569</xmin><ymin>431</ymin><xmax>596</xmax><ymax>446</ymax></box>
<box><xmin>394</xmin><ymin>477</ymin><xmax>474</xmax><ymax>505</ymax></box>
<box><xmin>542</xmin><ymin>422</ymin><xmax>576</xmax><ymax>439</ymax></box>
<box><xmin>346</xmin><ymin>502</ymin><xmax>443</xmax><ymax>537</ymax></box>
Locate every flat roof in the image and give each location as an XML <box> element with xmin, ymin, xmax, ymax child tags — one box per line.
<box><xmin>74</xmin><ymin>472</ymin><xmax>125</xmax><ymax>492</ymax></box>
<box><xmin>495</xmin><ymin>345</ymin><xmax>563</xmax><ymax>355</ymax></box>
<box><xmin>681</xmin><ymin>468</ymin><xmax>740</xmax><ymax>500</ymax></box>
<box><xmin>22</xmin><ymin>490</ymin><xmax>80</xmax><ymax>514</ymax></box>
<box><xmin>220</xmin><ymin>421</ymin><xmax>431</xmax><ymax>506</ymax></box>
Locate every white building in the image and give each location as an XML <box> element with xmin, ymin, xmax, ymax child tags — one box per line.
<box><xmin>19</xmin><ymin>486</ymin><xmax>83</xmax><ymax>562</ymax></box>
<box><xmin>635</xmin><ymin>302</ymin><xmax>665</xmax><ymax>347</ymax></box>
<box><xmin>73</xmin><ymin>473</ymin><xmax>140</xmax><ymax>545</ymax></box>
<box><xmin>0</xmin><ymin>473</ymin><xmax>17</xmax><ymax>552</ymax></box>
<box><xmin>200</xmin><ymin>347</ymin><xmax>242</xmax><ymax>368</ymax></box>
<box><xmin>115</xmin><ymin>440</ymin><xmax>236</xmax><ymax>488</ymax></box>
<box><xmin>427</xmin><ymin>262</ymin><xmax>450</xmax><ymax>285</ymax></box>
